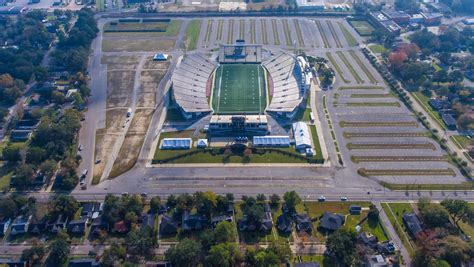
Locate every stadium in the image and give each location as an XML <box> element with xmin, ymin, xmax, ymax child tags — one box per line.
<box><xmin>171</xmin><ymin>42</ymin><xmax>311</xmax><ymax>135</ymax></box>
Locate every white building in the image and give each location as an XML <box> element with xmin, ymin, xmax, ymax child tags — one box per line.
<box><xmin>292</xmin><ymin>122</ymin><xmax>312</xmax><ymax>150</ymax></box>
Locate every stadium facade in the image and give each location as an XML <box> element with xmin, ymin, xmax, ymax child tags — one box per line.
<box><xmin>170</xmin><ymin>43</ymin><xmax>312</xmax><ymax>135</ymax></box>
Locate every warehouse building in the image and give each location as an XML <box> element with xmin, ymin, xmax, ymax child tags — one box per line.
<box><xmin>292</xmin><ymin>122</ymin><xmax>312</xmax><ymax>150</ymax></box>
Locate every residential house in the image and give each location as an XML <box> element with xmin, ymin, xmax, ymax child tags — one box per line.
<box><xmin>67</xmin><ymin>219</ymin><xmax>87</xmax><ymax>235</ymax></box>
<box><xmin>0</xmin><ymin>218</ymin><xmax>11</xmax><ymax>235</ymax></box>
<box><xmin>10</xmin><ymin>215</ymin><xmax>32</xmax><ymax>235</ymax></box>
<box><xmin>295</xmin><ymin>214</ymin><xmax>312</xmax><ymax>233</ymax></box>
<box><xmin>365</xmin><ymin>254</ymin><xmax>389</xmax><ymax>267</ymax></box>
<box><xmin>402</xmin><ymin>212</ymin><xmax>423</xmax><ymax>238</ymax></box>
<box><xmin>48</xmin><ymin>215</ymin><xmax>68</xmax><ymax>234</ymax></box>
<box><xmin>294</xmin><ymin>263</ymin><xmax>320</xmax><ymax>267</ymax></box>
<box><xmin>159</xmin><ymin>215</ymin><xmax>178</xmax><ymax>235</ymax></box>
<box><xmin>68</xmin><ymin>258</ymin><xmax>100</xmax><ymax>267</ymax></box>
<box><xmin>358</xmin><ymin>232</ymin><xmax>378</xmax><ymax>248</ymax></box>
<box><xmin>0</xmin><ymin>259</ymin><xmax>27</xmax><ymax>267</ymax></box>
<box><xmin>349</xmin><ymin>205</ymin><xmax>362</xmax><ymax>215</ymax></box>
<box><xmin>10</xmin><ymin>130</ymin><xmax>32</xmax><ymax>142</ymax></box>
<box><xmin>210</xmin><ymin>215</ymin><xmax>233</xmax><ymax>228</ymax></box>
<box><xmin>29</xmin><ymin>218</ymin><xmax>47</xmax><ymax>234</ymax></box>
<box><xmin>182</xmin><ymin>211</ymin><xmax>207</xmax><ymax>231</ymax></box>
<box><xmin>238</xmin><ymin>217</ymin><xmax>257</xmax><ymax>232</ymax></box>
<box><xmin>114</xmin><ymin>220</ymin><xmax>128</xmax><ymax>234</ymax></box>
<box><xmin>140</xmin><ymin>213</ymin><xmax>155</xmax><ymax>231</ymax></box>
<box><xmin>442</xmin><ymin>114</ymin><xmax>457</xmax><ymax>130</ymax></box>
<box><xmin>260</xmin><ymin>211</ymin><xmax>273</xmax><ymax>232</ymax></box>
<box><xmin>319</xmin><ymin>212</ymin><xmax>345</xmax><ymax>232</ymax></box>
<box><xmin>276</xmin><ymin>214</ymin><xmax>292</xmax><ymax>234</ymax></box>
<box><xmin>81</xmin><ymin>202</ymin><xmax>103</xmax><ymax>219</ymax></box>
<box><xmin>90</xmin><ymin>216</ymin><xmax>108</xmax><ymax>236</ymax></box>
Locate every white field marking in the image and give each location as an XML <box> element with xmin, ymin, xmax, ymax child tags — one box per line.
<box><xmin>217</xmin><ymin>65</ymin><xmax>224</xmax><ymax>113</ymax></box>
<box><xmin>257</xmin><ymin>65</ymin><xmax>262</xmax><ymax>114</ymax></box>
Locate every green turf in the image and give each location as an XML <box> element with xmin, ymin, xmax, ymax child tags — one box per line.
<box><xmin>212</xmin><ymin>64</ymin><xmax>266</xmax><ymax>114</ymax></box>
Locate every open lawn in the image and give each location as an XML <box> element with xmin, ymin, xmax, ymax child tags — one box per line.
<box><xmin>412</xmin><ymin>92</ymin><xmax>447</xmax><ymax>130</ymax></box>
<box><xmin>381</xmin><ymin>182</ymin><xmax>474</xmax><ymax>191</ymax></box>
<box><xmin>359</xmin><ymin>168</ymin><xmax>456</xmax><ymax>177</ymax></box>
<box><xmin>185</xmin><ymin>20</ymin><xmax>201</xmax><ymax>51</ymax></box>
<box><xmin>369</xmin><ymin>44</ymin><xmax>387</xmax><ymax>53</ymax></box>
<box><xmin>348</xmin><ymin>20</ymin><xmax>375</xmax><ymax>36</ymax></box>
<box><xmin>450</xmin><ymin>135</ymin><xmax>472</xmax><ymax>150</ymax></box>
<box><xmin>104</xmin><ymin>20</ymin><xmax>181</xmax><ymax>36</ymax></box>
<box><xmin>458</xmin><ymin>203</ymin><xmax>474</xmax><ymax>238</ymax></box>
<box><xmin>309</xmin><ymin>125</ymin><xmax>324</xmax><ymax>162</ymax></box>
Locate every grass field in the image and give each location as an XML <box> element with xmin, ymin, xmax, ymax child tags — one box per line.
<box><xmin>185</xmin><ymin>20</ymin><xmax>201</xmax><ymax>51</ymax></box>
<box><xmin>450</xmin><ymin>135</ymin><xmax>472</xmax><ymax>149</ymax></box>
<box><xmin>104</xmin><ymin>20</ymin><xmax>181</xmax><ymax>36</ymax></box>
<box><xmin>338</xmin><ymin>22</ymin><xmax>357</xmax><ymax>47</ymax></box>
<box><xmin>348</xmin><ymin>20</ymin><xmax>375</xmax><ymax>36</ymax></box>
<box><xmin>369</xmin><ymin>44</ymin><xmax>387</xmax><ymax>53</ymax></box>
<box><xmin>212</xmin><ymin>64</ymin><xmax>266</xmax><ymax>114</ymax></box>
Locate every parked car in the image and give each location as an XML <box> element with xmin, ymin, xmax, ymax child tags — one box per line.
<box><xmin>318</xmin><ymin>196</ymin><xmax>326</xmax><ymax>202</ymax></box>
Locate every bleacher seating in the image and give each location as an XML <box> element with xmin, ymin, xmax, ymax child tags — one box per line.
<box><xmin>262</xmin><ymin>52</ymin><xmax>305</xmax><ymax>114</ymax></box>
<box><xmin>172</xmin><ymin>54</ymin><xmax>218</xmax><ymax>114</ymax></box>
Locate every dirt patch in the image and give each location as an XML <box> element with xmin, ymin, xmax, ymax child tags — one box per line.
<box><xmin>143</xmin><ymin>56</ymin><xmax>171</xmax><ymax>70</ymax></box>
<box><xmin>105</xmin><ymin>108</ymin><xmax>128</xmax><ymax>131</ymax></box>
<box><xmin>137</xmin><ymin>70</ymin><xmax>166</xmax><ymax>107</ymax></box>
<box><xmin>109</xmin><ymin>109</ymin><xmax>154</xmax><ymax>178</ymax></box>
<box><xmin>107</xmin><ymin>71</ymin><xmax>135</xmax><ymax>108</ymax></box>
<box><xmin>102</xmin><ymin>38</ymin><xmax>176</xmax><ymax>52</ymax></box>
<box><xmin>101</xmin><ymin>56</ymin><xmax>141</xmax><ymax>70</ymax></box>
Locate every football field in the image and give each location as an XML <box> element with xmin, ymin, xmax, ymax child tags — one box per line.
<box><xmin>212</xmin><ymin>64</ymin><xmax>267</xmax><ymax>114</ymax></box>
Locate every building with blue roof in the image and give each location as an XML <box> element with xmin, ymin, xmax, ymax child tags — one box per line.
<box><xmin>253</xmin><ymin>136</ymin><xmax>291</xmax><ymax>147</ymax></box>
<box><xmin>160</xmin><ymin>138</ymin><xmax>192</xmax><ymax>150</ymax></box>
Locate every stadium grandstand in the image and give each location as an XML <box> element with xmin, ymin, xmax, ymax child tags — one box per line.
<box><xmin>171</xmin><ymin>54</ymin><xmax>218</xmax><ymax>119</ymax></box>
<box><xmin>263</xmin><ymin>52</ymin><xmax>308</xmax><ymax>118</ymax></box>
<box><xmin>219</xmin><ymin>42</ymin><xmax>262</xmax><ymax>63</ymax></box>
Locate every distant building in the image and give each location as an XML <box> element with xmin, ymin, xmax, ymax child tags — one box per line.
<box><xmin>295</xmin><ymin>0</ymin><xmax>325</xmax><ymax>10</ymax></box>
<box><xmin>182</xmin><ymin>211</ymin><xmax>207</xmax><ymax>231</ymax></box>
<box><xmin>463</xmin><ymin>18</ymin><xmax>474</xmax><ymax>26</ymax></box>
<box><xmin>365</xmin><ymin>254</ymin><xmax>388</xmax><ymax>267</ymax></box>
<box><xmin>253</xmin><ymin>136</ymin><xmax>291</xmax><ymax>147</ymax></box>
<box><xmin>410</xmin><ymin>14</ymin><xmax>425</xmax><ymax>24</ymax></box>
<box><xmin>349</xmin><ymin>205</ymin><xmax>362</xmax><ymax>215</ymax></box>
<box><xmin>277</xmin><ymin>214</ymin><xmax>292</xmax><ymax>234</ymax></box>
<box><xmin>90</xmin><ymin>216</ymin><xmax>108</xmax><ymax>236</ymax></box>
<box><xmin>10</xmin><ymin>130</ymin><xmax>32</xmax><ymax>142</ymax></box>
<box><xmin>369</xmin><ymin>12</ymin><xmax>401</xmax><ymax>35</ymax></box>
<box><xmin>295</xmin><ymin>214</ymin><xmax>312</xmax><ymax>233</ymax></box>
<box><xmin>210</xmin><ymin>215</ymin><xmax>233</xmax><ymax>228</ymax></box>
<box><xmin>383</xmin><ymin>10</ymin><xmax>411</xmax><ymax>25</ymax></box>
<box><xmin>68</xmin><ymin>258</ymin><xmax>100</xmax><ymax>267</ymax></box>
<box><xmin>421</xmin><ymin>12</ymin><xmax>443</xmax><ymax>25</ymax></box>
<box><xmin>48</xmin><ymin>215</ymin><xmax>68</xmax><ymax>234</ymax></box>
<box><xmin>67</xmin><ymin>219</ymin><xmax>87</xmax><ymax>235</ymax></box>
<box><xmin>196</xmin><ymin>139</ymin><xmax>208</xmax><ymax>148</ymax></box>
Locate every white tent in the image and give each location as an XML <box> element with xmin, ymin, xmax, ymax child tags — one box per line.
<box><xmin>292</xmin><ymin>122</ymin><xmax>312</xmax><ymax>150</ymax></box>
<box><xmin>196</xmin><ymin>139</ymin><xmax>208</xmax><ymax>148</ymax></box>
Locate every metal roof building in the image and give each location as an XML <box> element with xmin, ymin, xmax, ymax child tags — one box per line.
<box><xmin>160</xmin><ymin>138</ymin><xmax>192</xmax><ymax>150</ymax></box>
<box><xmin>253</xmin><ymin>136</ymin><xmax>291</xmax><ymax>147</ymax></box>
<box><xmin>292</xmin><ymin>122</ymin><xmax>312</xmax><ymax>150</ymax></box>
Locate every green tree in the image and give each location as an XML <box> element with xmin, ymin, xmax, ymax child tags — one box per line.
<box><xmin>21</xmin><ymin>243</ymin><xmax>46</xmax><ymax>265</ymax></box>
<box><xmin>205</xmin><ymin>243</ymin><xmax>243</xmax><ymax>267</ymax></box>
<box><xmin>14</xmin><ymin>163</ymin><xmax>35</xmax><ymax>188</ymax></box>
<box><xmin>126</xmin><ymin>227</ymin><xmax>154</xmax><ymax>257</ymax></box>
<box><xmin>418</xmin><ymin>198</ymin><xmax>449</xmax><ymax>228</ymax></box>
<box><xmin>2</xmin><ymin>146</ymin><xmax>21</xmax><ymax>163</ymax></box>
<box><xmin>149</xmin><ymin>196</ymin><xmax>161</xmax><ymax>214</ymax></box>
<box><xmin>194</xmin><ymin>191</ymin><xmax>217</xmax><ymax>218</ymax></box>
<box><xmin>256</xmin><ymin>250</ymin><xmax>279</xmax><ymax>267</ymax></box>
<box><xmin>368</xmin><ymin>204</ymin><xmax>380</xmax><ymax>223</ymax></box>
<box><xmin>440</xmin><ymin>235</ymin><xmax>470</xmax><ymax>266</ymax></box>
<box><xmin>49</xmin><ymin>195</ymin><xmax>79</xmax><ymax>219</ymax></box>
<box><xmin>165</xmin><ymin>238</ymin><xmax>202</xmax><ymax>267</ymax></box>
<box><xmin>25</xmin><ymin>146</ymin><xmax>47</xmax><ymax>165</ymax></box>
<box><xmin>283</xmin><ymin>191</ymin><xmax>301</xmax><ymax>212</ymax></box>
<box><xmin>269</xmin><ymin>194</ymin><xmax>280</xmax><ymax>210</ymax></box>
<box><xmin>214</xmin><ymin>221</ymin><xmax>237</xmax><ymax>243</ymax></box>
<box><xmin>326</xmin><ymin>229</ymin><xmax>358</xmax><ymax>266</ymax></box>
<box><xmin>267</xmin><ymin>241</ymin><xmax>292</xmax><ymax>263</ymax></box>
<box><xmin>48</xmin><ymin>234</ymin><xmax>70</xmax><ymax>265</ymax></box>
<box><xmin>0</xmin><ymin>197</ymin><xmax>18</xmax><ymax>218</ymax></box>
<box><xmin>102</xmin><ymin>243</ymin><xmax>126</xmax><ymax>266</ymax></box>
<box><xmin>440</xmin><ymin>199</ymin><xmax>473</xmax><ymax>225</ymax></box>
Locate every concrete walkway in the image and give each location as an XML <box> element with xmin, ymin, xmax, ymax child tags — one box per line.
<box><xmin>375</xmin><ymin>202</ymin><xmax>411</xmax><ymax>267</ymax></box>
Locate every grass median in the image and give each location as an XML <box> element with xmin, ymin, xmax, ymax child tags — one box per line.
<box><xmin>185</xmin><ymin>20</ymin><xmax>201</xmax><ymax>51</ymax></box>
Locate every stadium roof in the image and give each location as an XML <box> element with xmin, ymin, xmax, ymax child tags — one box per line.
<box><xmin>292</xmin><ymin>122</ymin><xmax>312</xmax><ymax>149</ymax></box>
<box><xmin>161</xmin><ymin>138</ymin><xmax>192</xmax><ymax>150</ymax></box>
<box><xmin>253</xmin><ymin>136</ymin><xmax>291</xmax><ymax>147</ymax></box>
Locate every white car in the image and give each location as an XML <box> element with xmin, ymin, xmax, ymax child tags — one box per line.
<box><xmin>340</xmin><ymin>196</ymin><xmax>348</xmax><ymax>201</ymax></box>
<box><xmin>318</xmin><ymin>195</ymin><xmax>326</xmax><ymax>202</ymax></box>
<box><xmin>78</xmin><ymin>144</ymin><xmax>83</xmax><ymax>151</ymax></box>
